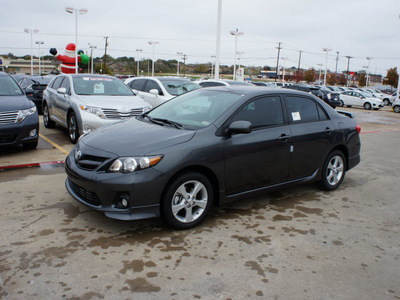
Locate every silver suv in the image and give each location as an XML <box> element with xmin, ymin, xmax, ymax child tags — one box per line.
<box><xmin>43</xmin><ymin>74</ymin><xmax>151</xmax><ymax>143</ymax></box>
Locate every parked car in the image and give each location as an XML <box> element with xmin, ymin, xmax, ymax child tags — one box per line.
<box><xmin>285</xmin><ymin>84</ymin><xmax>340</xmax><ymax>108</ymax></box>
<box><xmin>65</xmin><ymin>86</ymin><xmax>361</xmax><ymax>229</ymax></box>
<box><xmin>339</xmin><ymin>91</ymin><xmax>384</xmax><ymax>110</ymax></box>
<box><xmin>43</xmin><ymin>74</ymin><xmax>151</xmax><ymax>144</ymax></box>
<box><xmin>317</xmin><ymin>86</ymin><xmax>341</xmax><ymax>108</ymax></box>
<box><xmin>125</xmin><ymin>77</ymin><xmax>201</xmax><ymax>108</ymax></box>
<box><xmin>0</xmin><ymin>72</ymin><xmax>39</xmax><ymax>149</ymax></box>
<box><xmin>18</xmin><ymin>75</ymin><xmax>53</xmax><ymax>114</ymax></box>
<box><xmin>196</xmin><ymin>79</ymin><xmax>254</xmax><ymax>88</ymax></box>
<box><xmin>392</xmin><ymin>98</ymin><xmax>400</xmax><ymax>113</ymax></box>
<box><xmin>251</xmin><ymin>82</ymin><xmax>277</xmax><ymax>88</ymax></box>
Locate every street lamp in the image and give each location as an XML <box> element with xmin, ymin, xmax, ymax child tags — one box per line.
<box><xmin>230</xmin><ymin>28</ymin><xmax>244</xmax><ymax>80</ymax></box>
<box><xmin>317</xmin><ymin>64</ymin><xmax>323</xmax><ymax>84</ymax></box>
<box><xmin>281</xmin><ymin>57</ymin><xmax>287</xmax><ymax>83</ymax></box>
<box><xmin>211</xmin><ymin>55</ymin><xmax>216</xmax><ymax>78</ymax></box>
<box><xmin>24</xmin><ymin>28</ymin><xmax>39</xmax><ymax>75</ymax></box>
<box><xmin>176</xmin><ymin>52</ymin><xmax>183</xmax><ymax>76</ymax></box>
<box><xmin>323</xmin><ymin>48</ymin><xmax>332</xmax><ymax>85</ymax></box>
<box><xmin>366</xmin><ymin>57</ymin><xmax>373</xmax><ymax>87</ymax></box>
<box><xmin>65</xmin><ymin>6</ymin><xmax>88</xmax><ymax>74</ymax></box>
<box><xmin>35</xmin><ymin>41</ymin><xmax>44</xmax><ymax>75</ymax></box>
<box><xmin>136</xmin><ymin>49</ymin><xmax>142</xmax><ymax>77</ymax></box>
<box><xmin>148</xmin><ymin>41</ymin><xmax>159</xmax><ymax>77</ymax></box>
<box><xmin>88</xmin><ymin>43</ymin><xmax>97</xmax><ymax>74</ymax></box>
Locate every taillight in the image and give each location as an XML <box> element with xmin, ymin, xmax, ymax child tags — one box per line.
<box><xmin>356</xmin><ymin>125</ymin><xmax>361</xmax><ymax>134</ymax></box>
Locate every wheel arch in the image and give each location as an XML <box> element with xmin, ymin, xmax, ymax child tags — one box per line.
<box><xmin>161</xmin><ymin>165</ymin><xmax>221</xmax><ymax>209</ymax></box>
<box><xmin>330</xmin><ymin>144</ymin><xmax>349</xmax><ymax>171</ymax></box>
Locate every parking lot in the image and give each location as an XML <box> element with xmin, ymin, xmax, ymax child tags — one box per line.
<box><xmin>1</xmin><ymin>106</ymin><xmax>400</xmax><ymax>299</ymax></box>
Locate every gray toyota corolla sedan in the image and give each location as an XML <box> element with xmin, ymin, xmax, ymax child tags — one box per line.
<box><xmin>65</xmin><ymin>86</ymin><xmax>361</xmax><ymax>229</ymax></box>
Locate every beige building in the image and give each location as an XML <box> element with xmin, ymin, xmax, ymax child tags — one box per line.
<box><xmin>0</xmin><ymin>55</ymin><xmax>59</xmax><ymax>74</ymax></box>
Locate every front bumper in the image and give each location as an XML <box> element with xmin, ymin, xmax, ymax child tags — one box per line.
<box><xmin>0</xmin><ymin>113</ymin><xmax>39</xmax><ymax>147</ymax></box>
<box><xmin>65</xmin><ymin>152</ymin><xmax>169</xmax><ymax>221</ymax></box>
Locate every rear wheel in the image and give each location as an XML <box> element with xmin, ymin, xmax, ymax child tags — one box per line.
<box><xmin>317</xmin><ymin>150</ymin><xmax>346</xmax><ymax>191</ymax></box>
<box><xmin>161</xmin><ymin>172</ymin><xmax>213</xmax><ymax>230</ymax></box>
<box><xmin>43</xmin><ymin>103</ymin><xmax>55</xmax><ymax>128</ymax></box>
<box><xmin>394</xmin><ymin>105</ymin><xmax>400</xmax><ymax>113</ymax></box>
<box><xmin>68</xmin><ymin>112</ymin><xmax>80</xmax><ymax>144</ymax></box>
<box><xmin>364</xmin><ymin>102</ymin><xmax>371</xmax><ymax>110</ymax></box>
<box><xmin>383</xmin><ymin>99</ymin><xmax>390</xmax><ymax>106</ymax></box>
<box><xmin>339</xmin><ymin>100</ymin><xmax>344</xmax><ymax>107</ymax></box>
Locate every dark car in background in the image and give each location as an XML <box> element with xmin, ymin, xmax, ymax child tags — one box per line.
<box><xmin>65</xmin><ymin>86</ymin><xmax>361</xmax><ymax>229</ymax></box>
<box><xmin>18</xmin><ymin>75</ymin><xmax>53</xmax><ymax>114</ymax></box>
<box><xmin>285</xmin><ymin>84</ymin><xmax>340</xmax><ymax>108</ymax></box>
<box><xmin>0</xmin><ymin>72</ymin><xmax>39</xmax><ymax>149</ymax></box>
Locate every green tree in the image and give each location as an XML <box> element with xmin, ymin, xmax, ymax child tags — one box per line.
<box><xmin>358</xmin><ymin>73</ymin><xmax>366</xmax><ymax>87</ymax></box>
<box><xmin>337</xmin><ymin>75</ymin><xmax>347</xmax><ymax>86</ymax></box>
<box><xmin>382</xmin><ymin>67</ymin><xmax>398</xmax><ymax>89</ymax></box>
<box><xmin>195</xmin><ymin>64</ymin><xmax>208</xmax><ymax>73</ymax></box>
<box><xmin>304</xmin><ymin>68</ymin><xmax>316</xmax><ymax>83</ymax></box>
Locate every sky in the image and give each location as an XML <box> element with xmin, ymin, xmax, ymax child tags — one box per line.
<box><xmin>1</xmin><ymin>0</ymin><xmax>400</xmax><ymax>76</ymax></box>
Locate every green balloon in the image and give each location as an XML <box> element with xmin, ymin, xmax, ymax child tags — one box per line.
<box><xmin>80</xmin><ymin>53</ymin><xmax>89</xmax><ymax>65</ymax></box>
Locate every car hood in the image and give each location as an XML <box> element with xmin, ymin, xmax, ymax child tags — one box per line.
<box><xmin>77</xmin><ymin>95</ymin><xmax>150</xmax><ymax>109</ymax></box>
<box><xmin>80</xmin><ymin>117</ymin><xmax>196</xmax><ymax>156</ymax></box>
<box><xmin>0</xmin><ymin>95</ymin><xmax>35</xmax><ymax>111</ymax></box>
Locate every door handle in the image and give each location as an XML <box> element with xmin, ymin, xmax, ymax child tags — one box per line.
<box><xmin>278</xmin><ymin>134</ymin><xmax>290</xmax><ymax>142</ymax></box>
<box><xmin>325</xmin><ymin>127</ymin><xmax>333</xmax><ymax>134</ymax></box>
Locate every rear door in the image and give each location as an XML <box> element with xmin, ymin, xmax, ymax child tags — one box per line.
<box><xmin>223</xmin><ymin>95</ymin><xmax>291</xmax><ymax>196</ymax></box>
<box><xmin>284</xmin><ymin>95</ymin><xmax>336</xmax><ymax>179</ymax></box>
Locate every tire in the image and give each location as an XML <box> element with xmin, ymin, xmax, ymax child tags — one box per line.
<box><xmin>317</xmin><ymin>150</ymin><xmax>346</xmax><ymax>191</ymax></box>
<box><xmin>364</xmin><ymin>102</ymin><xmax>371</xmax><ymax>110</ymax></box>
<box><xmin>383</xmin><ymin>99</ymin><xmax>390</xmax><ymax>106</ymax></box>
<box><xmin>161</xmin><ymin>172</ymin><xmax>213</xmax><ymax>230</ymax></box>
<box><xmin>394</xmin><ymin>106</ymin><xmax>400</xmax><ymax>113</ymax></box>
<box><xmin>68</xmin><ymin>112</ymin><xmax>80</xmax><ymax>144</ymax></box>
<box><xmin>346</xmin><ymin>105</ymin><xmax>352</xmax><ymax>108</ymax></box>
<box><xmin>339</xmin><ymin>100</ymin><xmax>344</xmax><ymax>107</ymax></box>
<box><xmin>43</xmin><ymin>103</ymin><xmax>55</xmax><ymax>128</ymax></box>
<box><xmin>23</xmin><ymin>139</ymin><xmax>38</xmax><ymax>150</ymax></box>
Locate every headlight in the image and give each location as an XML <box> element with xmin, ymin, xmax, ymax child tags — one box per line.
<box><xmin>108</xmin><ymin>155</ymin><xmax>163</xmax><ymax>173</ymax></box>
<box><xmin>80</xmin><ymin>105</ymin><xmax>105</xmax><ymax>119</ymax></box>
<box><xmin>16</xmin><ymin>106</ymin><xmax>36</xmax><ymax>123</ymax></box>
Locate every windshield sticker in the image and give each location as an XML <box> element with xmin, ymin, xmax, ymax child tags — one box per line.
<box><xmin>82</xmin><ymin>77</ymin><xmax>112</xmax><ymax>81</ymax></box>
<box><xmin>94</xmin><ymin>83</ymin><xmax>105</xmax><ymax>94</ymax></box>
<box><xmin>292</xmin><ymin>112</ymin><xmax>301</xmax><ymax>121</ymax></box>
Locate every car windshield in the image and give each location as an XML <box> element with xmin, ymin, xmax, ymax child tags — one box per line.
<box><xmin>145</xmin><ymin>89</ymin><xmax>243</xmax><ymax>129</ymax></box>
<box><xmin>0</xmin><ymin>76</ymin><xmax>24</xmax><ymax>96</ymax></box>
<box><xmin>159</xmin><ymin>79</ymin><xmax>201</xmax><ymax>96</ymax></box>
<box><xmin>73</xmin><ymin>76</ymin><xmax>134</xmax><ymax>96</ymax></box>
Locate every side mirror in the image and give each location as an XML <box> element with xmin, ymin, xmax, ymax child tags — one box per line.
<box><xmin>149</xmin><ymin>89</ymin><xmax>159</xmax><ymax>96</ymax></box>
<box><xmin>57</xmin><ymin>87</ymin><xmax>67</xmax><ymax>95</ymax></box>
<box><xmin>227</xmin><ymin>120</ymin><xmax>252</xmax><ymax>135</ymax></box>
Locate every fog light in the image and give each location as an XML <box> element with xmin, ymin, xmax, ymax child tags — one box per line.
<box><xmin>115</xmin><ymin>194</ymin><xmax>130</xmax><ymax>209</ymax></box>
<box><xmin>29</xmin><ymin>129</ymin><xmax>37</xmax><ymax>137</ymax></box>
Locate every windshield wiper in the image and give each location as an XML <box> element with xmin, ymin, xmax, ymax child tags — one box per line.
<box><xmin>152</xmin><ymin>117</ymin><xmax>183</xmax><ymax>129</ymax></box>
<box><xmin>143</xmin><ymin>114</ymin><xmax>164</xmax><ymax>126</ymax></box>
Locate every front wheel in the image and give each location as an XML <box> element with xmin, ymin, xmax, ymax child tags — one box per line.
<box><xmin>161</xmin><ymin>172</ymin><xmax>213</xmax><ymax>230</ymax></box>
<box><xmin>364</xmin><ymin>102</ymin><xmax>371</xmax><ymax>110</ymax></box>
<box><xmin>43</xmin><ymin>103</ymin><xmax>55</xmax><ymax>128</ymax></box>
<box><xmin>383</xmin><ymin>99</ymin><xmax>390</xmax><ymax>106</ymax></box>
<box><xmin>317</xmin><ymin>150</ymin><xmax>346</xmax><ymax>191</ymax></box>
<box><xmin>393</xmin><ymin>105</ymin><xmax>400</xmax><ymax>113</ymax></box>
<box><xmin>339</xmin><ymin>100</ymin><xmax>344</xmax><ymax>107</ymax></box>
<box><xmin>68</xmin><ymin>112</ymin><xmax>80</xmax><ymax>144</ymax></box>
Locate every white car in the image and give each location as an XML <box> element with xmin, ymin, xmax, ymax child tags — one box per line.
<box><xmin>43</xmin><ymin>74</ymin><xmax>151</xmax><ymax>143</ymax></box>
<box><xmin>125</xmin><ymin>77</ymin><xmax>201</xmax><ymax>108</ymax></box>
<box><xmin>392</xmin><ymin>98</ymin><xmax>400</xmax><ymax>113</ymax></box>
<box><xmin>339</xmin><ymin>91</ymin><xmax>384</xmax><ymax>110</ymax></box>
<box><xmin>196</xmin><ymin>79</ymin><xmax>254</xmax><ymax>88</ymax></box>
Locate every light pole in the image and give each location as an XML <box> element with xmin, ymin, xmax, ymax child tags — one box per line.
<box><xmin>366</xmin><ymin>57</ymin><xmax>373</xmax><ymax>87</ymax></box>
<box><xmin>65</xmin><ymin>7</ymin><xmax>88</xmax><ymax>74</ymax></box>
<box><xmin>323</xmin><ymin>48</ymin><xmax>332</xmax><ymax>86</ymax></box>
<box><xmin>176</xmin><ymin>52</ymin><xmax>183</xmax><ymax>76</ymax></box>
<box><xmin>35</xmin><ymin>41</ymin><xmax>44</xmax><ymax>75</ymax></box>
<box><xmin>281</xmin><ymin>57</ymin><xmax>287</xmax><ymax>83</ymax></box>
<box><xmin>136</xmin><ymin>49</ymin><xmax>142</xmax><ymax>76</ymax></box>
<box><xmin>211</xmin><ymin>55</ymin><xmax>216</xmax><ymax>78</ymax></box>
<box><xmin>345</xmin><ymin>56</ymin><xmax>353</xmax><ymax>87</ymax></box>
<box><xmin>24</xmin><ymin>28</ymin><xmax>39</xmax><ymax>75</ymax></box>
<box><xmin>318</xmin><ymin>64</ymin><xmax>323</xmax><ymax>84</ymax></box>
<box><xmin>214</xmin><ymin>0</ymin><xmax>222</xmax><ymax>79</ymax></box>
<box><xmin>230</xmin><ymin>28</ymin><xmax>244</xmax><ymax>80</ymax></box>
<box><xmin>148</xmin><ymin>41</ymin><xmax>159</xmax><ymax>77</ymax></box>
<box><xmin>88</xmin><ymin>43</ymin><xmax>97</xmax><ymax>74</ymax></box>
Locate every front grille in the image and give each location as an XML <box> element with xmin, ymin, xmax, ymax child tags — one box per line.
<box><xmin>69</xmin><ymin>179</ymin><xmax>100</xmax><ymax>206</ymax></box>
<box><xmin>102</xmin><ymin>108</ymin><xmax>144</xmax><ymax>119</ymax></box>
<box><xmin>0</xmin><ymin>110</ymin><xmax>19</xmax><ymax>124</ymax></box>
<box><xmin>0</xmin><ymin>134</ymin><xmax>17</xmax><ymax>143</ymax></box>
<box><xmin>76</xmin><ymin>154</ymin><xmax>109</xmax><ymax>170</ymax></box>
